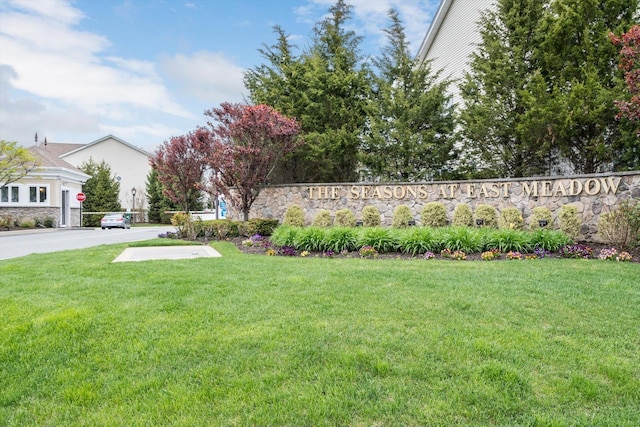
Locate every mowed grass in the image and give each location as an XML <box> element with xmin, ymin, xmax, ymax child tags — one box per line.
<box><xmin>1</xmin><ymin>242</ymin><xmax>639</xmax><ymax>426</ymax></box>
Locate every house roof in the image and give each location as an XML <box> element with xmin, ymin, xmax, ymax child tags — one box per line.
<box><xmin>27</xmin><ymin>145</ymin><xmax>91</xmax><ymax>182</ymax></box>
<box><xmin>28</xmin><ymin>145</ymin><xmax>81</xmax><ymax>170</ymax></box>
<box><xmin>59</xmin><ymin>134</ymin><xmax>153</xmax><ymax>158</ymax></box>
<box><xmin>416</xmin><ymin>0</ymin><xmax>454</xmax><ymax>64</ymax></box>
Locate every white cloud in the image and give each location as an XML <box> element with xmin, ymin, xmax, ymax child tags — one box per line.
<box><xmin>0</xmin><ymin>0</ymin><xmax>191</xmax><ymax>118</ymax></box>
<box><xmin>161</xmin><ymin>51</ymin><xmax>247</xmax><ymax>104</ymax></box>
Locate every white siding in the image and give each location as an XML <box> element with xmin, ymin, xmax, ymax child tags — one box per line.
<box><xmin>61</xmin><ymin>137</ymin><xmax>151</xmax><ymax>210</ymax></box>
<box><xmin>419</xmin><ymin>0</ymin><xmax>496</xmax><ymax>106</ymax></box>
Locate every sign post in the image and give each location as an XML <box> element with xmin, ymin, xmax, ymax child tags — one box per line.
<box><xmin>76</xmin><ymin>192</ymin><xmax>86</xmax><ymax>227</ymax></box>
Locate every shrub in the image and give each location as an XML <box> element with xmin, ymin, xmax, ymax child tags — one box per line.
<box><xmin>283</xmin><ymin>205</ymin><xmax>305</xmax><ymax>227</ymax></box>
<box><xmin>171</xmin><ymin>212</ymin><xmax>194</xmax><ymax>238</ymax></box>
<box><xmin>357</xmin><ymin>227</ymin><xmax>397</xmax><ymax>253</ymax></box>
<box><xmin>270</xmin><ymin>225</ymin><xmax>301</xmax><ymax>248</ymax></box>
<box><xmin>597</xmin><ymin>200</ymin><xmax>640</xmax><ymax>250</ymax></box>
<box><xmin>441</xmin><ymin>226</ymin><xmax>484</xmax><ymax>253</ymax></box>
<box><xmin>324</xmin><ymin>227</ymin><xmax>358</xmax><ymax>252</ymax></box>
<box><xmin>528</xmin><ymin>229</ymin><xmax>572</xmax><ymax>252</ymax></box>
<box><xmin>474</xmin><ymin>204</ymin><xmax>498</xmax><ymax>228</ymax></box>
<box><xmin>558</xmin><ymin>205</ymin><xmax>581</xmax><ymax>239</ymax></box>
<box><xmin>294</xmin><ymin>227</ymin><xmax>327</xmax><ymax>252</ymax></box>
<box><xmin>194</xmin><ymin>219</ymin><xmax>241</xmax><ymax>240</ymax></box>
<box><xmin>421</xmin><ymin>202</ymin><xmax>448</xmax><ymax>227</ymax></box>
<box><xmin>362</xmin><ymin>206</ymin><xmax>381</xmax><ymax>227</ymax></box>
<box><xmin>19</xmin><ymin>219</ymin><xmax>35</xmax><ymax>228</ymax></box>
<box><xmin>334</xmin><ymin>208</ymin><xmax>356</xmax><ymax>227</ymax></box>
<box><xmin>498</xmin><ymin>207</ymin><xmax>524</xmax><ymax>230</ymax></box>
<box><xmin>244</xmin><ymin>218</ymin><xmax>279</xmax><ymax>236</ymax></box>
<box><xmin>485</xmin><ymin>228</ymin><xmax>531</xmax><ymax>253</ymax></box>
<box><xmin>397</xmin><ymin>227</ymin><xmax>441</xmax><ymax>255</ymax></box>
<box><xmin>43</xmin><ymin>216</ymin><xmax>56</xmax><ymax>228</ymax></box>
<box><xmin>392</xmin><ymin>205</ymin><xmax>413</xmax><ymax>228</ymax></box>
<box><xmin>0</xmin><ymin>215</ymin><xmax>13</xmax><ymax>229</ymax></box>
<box><xmin>312</xmin><ymin>210</ymin><xmax>333</xmax><ymax>227</ymax></box>
<box><xmin>452</xmin><ymin>204</ymin><xmax>473</xmax><ymax>227</ymax></box>
<box><xmin>529</xmin><ymin>206</ymin><xmax>553</xmax><ymax>230</ymax></box>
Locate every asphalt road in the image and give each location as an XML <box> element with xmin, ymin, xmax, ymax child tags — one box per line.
<box><xmin>0</xmin><ymin>226</ymin><xmax>175</xmax><ymax>260</ymax></box>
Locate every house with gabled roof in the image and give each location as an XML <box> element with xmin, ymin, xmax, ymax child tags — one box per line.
<box><xmin>56</xmin><ymin>135</ymin><xmax>153</xmax><ymax>211</ymax></box>
<box><xmin>0</xmin><ymin>144</ymin><xmax>90</xmax><ymax>227</ymax></box>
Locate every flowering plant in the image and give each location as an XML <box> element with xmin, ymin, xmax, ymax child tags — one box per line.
<box><xmin>617</xmin><ymin>251</ymin><xmax>632</xmax><ymax>262</ymax></box>
<box><xmin>440</xmin><ymin>248</ymin><xmax>452</xmax><ymax>258</ymax></box>
<box><xmin>300</xmin><ymin>250</ymin><xmax>310</xmax><ymax>257</ymax></box>
<box><xmin>359</xmin><ymin>246</ymin><xmax>379</xmax><ymax>258</ymax></box>
<box><xmin>481</xmin><ymin>249</ymin><xmax>501</xmax><ymax>260</ymax></box>
<box><xmin>506</xmin><ymin>251</ymin><xmax>522</xmax><ymax>260</ymax></box>
<box><xmin>278</xmin><ymin>246</ymin><xmax>297</xmax><ymax>257</ymax></box>
<box><xmin>424</xmin><ymin>251</ymin><xmax>435</xmax><ymax>260</ymax></box>
<box><xmin>559</xmin><ymin>244</ymin><xmax>593</xmax><ymax>259</ymax></box>
<box><xmin>597</xmin><ymin>248</ymin><xmax>621</xmax><ymax>261</ymax></box>
<box><xmin>323</xmin><ymin>250</ymin><xmax>335</xmax><ymax>258</ymax></box>
<box><xmin>534</xmin><ymin>247</ymin><xmax>552</xmax><ymax>259</ymax></box>
<box><xmin>451</xmin><ymin>250</ymin><xmax>467</xmax><ymax>261</ymax></box>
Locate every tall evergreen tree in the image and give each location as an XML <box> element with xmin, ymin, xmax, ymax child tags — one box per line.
<box><xmin>360</xmin><ymin>9</ymin><xmax>456</xmax><ymax>182</ymax></box>
<box><xmin>539</xmin><ymin>0</ymin><xmax>639</xmax><ymax>173</ymax></box>
<box><xmin>244</xmin><ymin>0</ymin><xmax>371</xmax><ymax>183</ymax></box>
<box><xmin>146</xmin><ymin>168</ymin><xmax>178</xmax><ymax>224</ymax></box>
<box><xmin>79</xmin><ymin>159</ymin><xmax>121</xmax><ymax>226</ymax></box>
<box><xmin>459</xmin><ymin>0</ymin><xmax>555</xmax><ymax>178</ymax></box>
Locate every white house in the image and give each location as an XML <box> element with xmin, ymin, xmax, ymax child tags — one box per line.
<box><xmin>416</xmin><ymin>0</ymin><xmax>496</xmax><ymax>106</ymax></box>
<box><xmin>0</xmin><ymin>145</ymin><xmax>90</xmax><ymax>227</ymax></box>
<box><xmin>46</xmin><ymin>135</ymin><xmax>152</xmax><ymax>212</ymax></box>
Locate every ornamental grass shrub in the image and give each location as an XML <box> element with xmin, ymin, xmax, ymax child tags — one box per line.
<box><xmin>498</xmin><ymin>207</ymin><xmax>524</xmax><ymax>230</ymax></box>
<box><xmin>558</xmin><ymin>205</ymin><xmax>580</xmax><ymax>240</ymax></box>
<box><xmin>294</xmin><ymin>227</ymin><xmax>328</xmax><ymax>252</ymax></box>
<box><xmin>334</xmin><ymin>208</ymin><xmax>356</xmax><ymax>227</ymax></box>
<box><xmin>597</xmin><ymin>200</ymin><xmax>640</xmax><ymax>250</ymax></box>
<box><xmin>312</xmin><ymin>210</ymin><xmax>333</xmax><ymax>227</ymax></box>
<box><xmin>421</xmin><ymin>202</ymin><xmax>448</xmax><ymax>227</ymax></box>
<box><xmin>362</xmin><ymin>206</ymin><xmax>382</xmax><ymax>227</ymax></box>
<box><xmin>356</xmin><ymin>227</ymin><xmax>397</xmax><ymax>253</ymax></box>
<box><xmin>324</xmin><ymin>227</ymin><xmax>358</xmax><ymax>252</ymax></box>
<box><xmin>283</xmin><ymin>205</ymin><xmax>305</xmax><ymax>227</ymax></box>
<box><xmin>270</xmin><ymin>225</ymin><xmax>301</xmax><ymax>247</ymax></box>
<box><xmin>474</xmin><ymin>204</ymin><xmax>498</xmax><ymax>228</ymax></box>
<box><xmin>397</xmin><ymin>227</ymin><xmax>443</xmax><ymax>255</ymax></box>
<box><xmin>392</xmin><ymin>205</ymin><xmax>413</xmax><ymax>228</ymax></box>
<box><xmin>452</xmin><ymin>204</ymin><xmax>473</xmax><ymax>227</ymax></box>
<box><xmin>529</xmin><ymin>206</ymin><xmax>553</xmax><ymax>230</ymax></box>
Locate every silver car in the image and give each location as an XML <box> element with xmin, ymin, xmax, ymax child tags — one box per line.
<box><xmin>101</xmin><ymin>213</ymin><xmax>131</xmax><ymax>229</ymax></box>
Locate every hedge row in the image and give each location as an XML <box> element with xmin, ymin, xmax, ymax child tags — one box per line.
<box><xmin>270</xmin><ymin>225</ymin><xmax>573</xmax><ymax>255</ymax></box>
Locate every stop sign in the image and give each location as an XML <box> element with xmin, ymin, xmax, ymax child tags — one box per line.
<box><xmin>76</xmin><ymin>192</ymin><xmax>86</xmax><ymax>202</ymax></box>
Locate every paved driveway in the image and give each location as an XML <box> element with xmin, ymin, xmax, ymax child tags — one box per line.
<box><xmin>0</xmin><ymin>226</ymin><xmax>175</xmax><ymax>260</ymax></box>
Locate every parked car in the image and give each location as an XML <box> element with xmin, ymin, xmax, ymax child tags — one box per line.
<box><xmin>101</xmin><ymin>213</ymin><xmax>130</xmax><ymax>229</ymax></box>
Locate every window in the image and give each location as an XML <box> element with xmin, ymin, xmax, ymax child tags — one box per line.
<box><xmin>29</xmin><ymin>186</ymin><xmax>47</xmax><ymax>203</ymax></box>
<box><xmin>1</xmin><ymin>186</ymin><xmax>19</xmax><ymax>203</ymax></box>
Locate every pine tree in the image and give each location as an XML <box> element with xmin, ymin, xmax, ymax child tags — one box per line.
<box><xmin>80</xmin><ymin>159</ymin><xmax>121</xmax><ymax>226</ymax></box>
<box><xmin>146</xmin><ymin>169</ymin><xmax>178</xmax><ymax>224</ymax></box>
<box><xmin>360</xmin><ymin>9</ymin><xmax>456</xmax><ymax>182</ymax></box>
<box><xmin>459</xmin><ymin>0</ymin><xmax>555</xmax><ymax>178</ymax></box>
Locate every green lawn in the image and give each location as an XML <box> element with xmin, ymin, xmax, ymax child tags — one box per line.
<box><xmin>1</xmin><ymin>242</ymin><xmax>639</xmax><ymax>426</ymax></box>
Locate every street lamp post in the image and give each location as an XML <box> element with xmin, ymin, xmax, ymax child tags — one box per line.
<box><xmin>131</xmin><ymin>187</ymin><xmax>136</xmax><ymax>227</ymax></box>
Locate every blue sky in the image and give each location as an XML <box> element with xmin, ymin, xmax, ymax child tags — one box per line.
<box><xmin>0</xmin><ymin>0</ymin><xmax>439</xmax><ymax>152</ymax></box>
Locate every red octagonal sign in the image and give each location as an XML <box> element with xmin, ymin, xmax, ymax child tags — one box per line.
<box><xmin>76</xmin><ymin>192</ymin><xmax>86</xmax><ymax>202</ymax></box>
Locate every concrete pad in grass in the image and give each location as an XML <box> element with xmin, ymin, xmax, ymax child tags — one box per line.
<box><xmin>113</xmin><ymin>246</ymin><xmax>221</xmax><ymax>262</ymax></box>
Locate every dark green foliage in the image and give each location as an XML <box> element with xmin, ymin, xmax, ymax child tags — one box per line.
<box><xmin>324</xmin><ymin>227</ymin><xmax>358</xmax><ymax>252</ymax></box>
<box><xmin>485</xmin><ymin>228</ymin><xmax>532</xmax><ymax>252</ymax></box>
<box><xmin>270</xmin><ymin>225</ymin><xmax>301</xmax><ymax>248</ymax></box>
<box><xmin>441</xmin><ymin>227</ymin><xmax>486</xmax><ymax>253</ymax></box>
<box><xmin>397</xmin><ymin>227</ymin><xmax>443</xmax><ymax>255</ymax></box>
<box><xmin>79</xmin><ymin>159</ymin><xmax>121</xmax><ymax>227</ymax></box>
<box><xmin>529</xmin><ymin>229</ymin><xmax>573</xmax><ymax>251</ymax></box>
<box><xmin>146</xmin><ymin>169</ymin><xmax>179</xmax><ymax>224</ymax></box>
<box><xmin>360</xmin><ymin>9</ymin><xmax>456</xmax><ymax>181</ymax></box>
<box><xmin>294</xmin><ymin>227</ymin><xmax>328</xmax><ymax>252</ymax></box>
<box><xmin>356</xmin><ymin>227</ymin><xmax>398</xmax><ymax>253</ymax></box>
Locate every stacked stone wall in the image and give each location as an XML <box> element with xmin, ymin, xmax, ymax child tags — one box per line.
<box><xmin>0</xmin><ymin>207</ymin><xmax>81</xmax><ymax>227</ymax></box>
<box><xmin>234</xmin><ymin>172</ymin><xmax>640</xmax><ymax>242</ymax></box>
